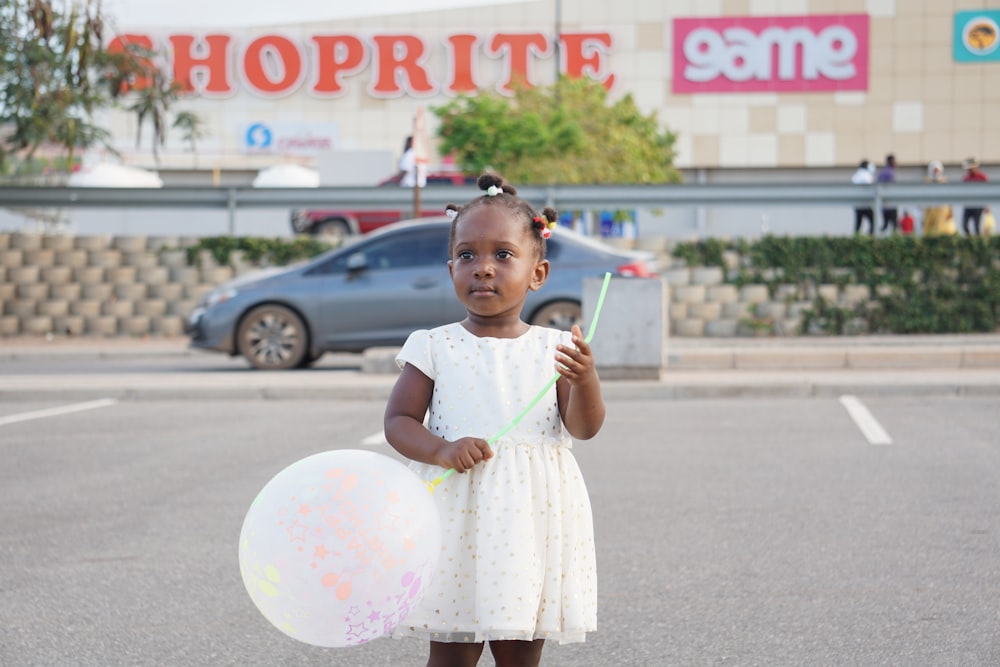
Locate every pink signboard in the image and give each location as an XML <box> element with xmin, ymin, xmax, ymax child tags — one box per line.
<box><xmin>672</xmin><ymin>14</ymin><xmax>869</xmax><ymax>93</ymax></box>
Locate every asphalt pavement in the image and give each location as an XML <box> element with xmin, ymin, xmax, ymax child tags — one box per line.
<box><xmin>2</xmin><ymin>336</ymin><xmax>999</xmax><ymax>666</ymax></box>
<box><xmin>1</xmin><ymin>333</ymin><xmax>999</xmax><ymax>401</ymax></box>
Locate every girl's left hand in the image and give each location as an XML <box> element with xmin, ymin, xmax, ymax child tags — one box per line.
<box><xmin>555</xmin><ymin>324</ymin><xmax>598</xmax><ymax>386</ymax></box>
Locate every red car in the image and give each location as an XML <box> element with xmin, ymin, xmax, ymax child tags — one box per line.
<box><xmin>290</xmin><ymin>171</ymin><xmax>476</xmax><ymax>240</ymax></box>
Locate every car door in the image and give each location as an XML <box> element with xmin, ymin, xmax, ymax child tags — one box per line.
<box><xmin>309</xmin><ymin>226</ymin><xmax>454</xmax><ymax>349</ymax></box>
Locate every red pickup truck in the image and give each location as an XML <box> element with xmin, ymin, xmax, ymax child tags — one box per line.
<box><xmin>290</xmin><ymin>171</ymin><xmax>476</xmax><ymax>241</ymax></box>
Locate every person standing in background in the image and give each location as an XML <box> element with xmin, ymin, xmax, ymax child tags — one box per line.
<box><xmin>961</xmin><ymin>158</ymin><xmax>989</xmax><ymax>236</ymax></box>
<box><xmin>398</xmin><ymin>135</ymin><xmax>427</xmax><ymax>188</ymax></box>
<box><xmin>877</xmin><ymin>154</ymin><xmax>898</xmax><ymax>233</ymax></box>
<box><xmin>922</xmin><ymin>160</ymin><xmax>953</xmax><ymax>236</ymax></box>
<box><xmin>851</xmin><ymin>159</ymin><xmax>875</xmax><ymax>235</ymax></box>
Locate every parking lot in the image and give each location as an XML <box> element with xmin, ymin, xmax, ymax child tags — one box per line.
<box><xmin>1</xmin><ymin>394</ymin><xmax>998</xmax><ymax>666</ymax></box>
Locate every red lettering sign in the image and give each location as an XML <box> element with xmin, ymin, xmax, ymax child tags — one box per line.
<box><xmin>107</xmin><ymin>34</ymin><xmax>155</xmax><ymax>92</ymax></box>
<box><xmin>561</xmin><ymin>33</ymin><xmax>615</xmax><ymax>90</ymax></box>
<box><xmin>243</xmin><ymin>35</ymin><xmax>303</xmax><ymax>96</ymax></box>
<box><xmin>489</xmin><ymin>33</ymin><xmax>548</xmax><ymax>92</ymax></box>
<box><xmin>169</xmin><ymin>34</ymin><xmax>234</xmax><ymax>95</ymax></box>
<box><xmin>446</xmin><ymin>34</ymin><xmax>479</xmax><ymax>94</ymax></box>
<box><xmin>115</xmin><ymin>31</ymin><xmax>615</xmax><ymax>99</ymax></box>
<box><xmin>311</xmin><ymin>35</ymin><xmax>367</xmax><ymax>96</ymax></box>
<box><xmin>370</xmin><ymin>35</ymin><xmax>434</xmax><ymax>96</ymax></box>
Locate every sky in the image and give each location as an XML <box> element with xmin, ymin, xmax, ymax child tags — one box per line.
<box><xmin>104</xmin><ymin>0</ymin><xmax>533</xmax><ymax>29</ymax></box>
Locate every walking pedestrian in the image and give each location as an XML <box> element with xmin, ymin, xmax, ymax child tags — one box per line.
<box><xmin>961</xmin><ymin>158</ymin><xmax>989</xmax><ymax>236</ymax></box>
<box><xmin>877</xmin><ymin>154</ymin><xmax>898</xmax><ymax>233</ymax></box>
<box><xmin>851</xmin><ymin>159</ymin><xmax>875</xmax><ymax>235</ymax></box>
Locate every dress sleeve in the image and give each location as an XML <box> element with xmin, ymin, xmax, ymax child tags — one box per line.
<box><xmin>395</xmin><ymin>329</ymin><xmax>435</xmax><ymax>380</ymax></box>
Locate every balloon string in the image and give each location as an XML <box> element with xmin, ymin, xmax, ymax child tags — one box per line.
<box><xmin>426</xmin><ymin>272</ymin><xmax>612</xmax><ymax>492</ymax></box>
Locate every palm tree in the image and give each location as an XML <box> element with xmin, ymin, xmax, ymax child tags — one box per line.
<box><xmin>172</xmin><ymin>110</ymin><xmax>208</xmax><ymax>168</ymax></box>
<box><xmin>128</xmin><ymin>67</ymin><xmax>180</xmax><ymax>166</ymax></box>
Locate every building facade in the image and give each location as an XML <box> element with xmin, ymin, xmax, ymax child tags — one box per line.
<box><xmin>99</xmin><ymin>0</ymin><xmax>997</xmax><ymax>183</ymax></box>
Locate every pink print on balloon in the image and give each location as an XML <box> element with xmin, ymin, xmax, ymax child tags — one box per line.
<box><xmin>239</xmin><ymin>450</ymin><xmax>441</xmax><ymax>648</ymax></box>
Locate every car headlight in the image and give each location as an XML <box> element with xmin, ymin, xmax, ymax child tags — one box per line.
<box><xmin>203</xmin><ymin>287</ymin><xmax>238</xmax><ymax>309</ymax></box>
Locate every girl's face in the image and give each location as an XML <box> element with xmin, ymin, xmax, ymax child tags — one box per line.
<box><xmin>448</xmin><ymin>206</ymin><xmax>549</xmax><ymax>324</ymax></box>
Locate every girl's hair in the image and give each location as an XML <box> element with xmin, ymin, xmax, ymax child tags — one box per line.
<box><xmin>446</xmin><ymin>173</ymin><xmax>558</xmax><ymax>259</ymax></box>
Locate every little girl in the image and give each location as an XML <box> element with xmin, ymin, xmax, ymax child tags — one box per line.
<box><xmin>384</xmin><ymin>174</ymin><xmax>606</xmax><ymax>667</ymax></box>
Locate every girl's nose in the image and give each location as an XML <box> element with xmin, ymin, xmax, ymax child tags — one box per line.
<box><xmin>474</xmin><ymin>260</ymin><xmax>495</xmax><ymax>278</ymax></box>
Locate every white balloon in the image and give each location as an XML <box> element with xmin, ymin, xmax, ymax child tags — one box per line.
<box><xmin>239</xmin><ymin>449</ymin><xmax>441</xmax><ymax>647</ymax></box>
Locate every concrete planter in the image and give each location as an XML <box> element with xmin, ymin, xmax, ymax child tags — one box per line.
<box><xmin>584</xmin><ymin>277</ymin><xmax>668</xmax><ymax>380</ymax></box>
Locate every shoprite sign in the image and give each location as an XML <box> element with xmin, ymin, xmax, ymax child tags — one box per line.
<box><xmin>108</xmin><ymin>31</ymin><xmax>615</xmax><ymax>98</ymax></box>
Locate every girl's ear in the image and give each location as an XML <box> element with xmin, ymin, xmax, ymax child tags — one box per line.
<box><xmin>530</xmin><ymin>259</ymin><xmax>550</xmax><ymax>291</ymax></box>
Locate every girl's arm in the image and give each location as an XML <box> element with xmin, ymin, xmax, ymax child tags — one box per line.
<box><xmin>384</xmin><ymin>363</ymin><xmax>493</xmax><ymax>472</ymax></box>
<box><xmin>555</xmin><ymin>325</ymin><xmax>606</xmax><ymax>440</ymax></box>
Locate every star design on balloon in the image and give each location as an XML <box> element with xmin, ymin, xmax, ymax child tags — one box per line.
<box><xmin>313</xmin><ymin>544</ymin><xmax>329</xmax><ymax>560</ymax></box>
<box><xmin>346</xmin><ymin>620</ymin><xmax>370</xmax><ymax>641</ymax></box>
<box><xmin>284</xmin><ymin>520</ymin><xmax>308</xmax><ymax>543</ymax></box>
<box><xmin>298</xmin><ymin>503</ymin><xmax>312</xmax><ymax>516</ymax></box>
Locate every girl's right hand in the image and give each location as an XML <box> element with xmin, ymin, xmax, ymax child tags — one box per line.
<box><xmin>436</xmin><ymin>437</ymin><xmax>493</xmax><ymax>473</ymax></box>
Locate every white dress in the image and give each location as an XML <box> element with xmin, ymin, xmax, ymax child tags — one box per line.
<box><xmin>392</xmin><ymin>322</ymin><xmax>597</xmax><ymax>645</ymax></box>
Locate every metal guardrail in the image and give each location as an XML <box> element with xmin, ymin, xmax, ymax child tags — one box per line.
<box><xmin>1</xmin><ymin>182</ymin><xmax>998</xmax><ymax>208</ymax></box>
<box><xmin>2</xmin><ymin>182</ymin><xmax>998</xmax><ymax>231</ymax></box>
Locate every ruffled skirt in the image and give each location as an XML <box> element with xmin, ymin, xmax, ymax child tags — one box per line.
<box><xmin>392</xmin><ymin>439</ymin><xmax>596</xmax><ymax>645</ymax></box>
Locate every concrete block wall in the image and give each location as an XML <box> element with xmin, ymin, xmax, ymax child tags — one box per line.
<box><xmin>635</xmin><ymin>238</ymin><xmax>876</xmax><ymax>338</ymax></box>
<box><xmin>1</xmin><ymin>232</ymin><xmax>877</xmax><ymax>339</ymax></box>
<box><xmin>0</xmin><ymin>233</ymin><xmax>243</xmax><ymax>338</ymax></box>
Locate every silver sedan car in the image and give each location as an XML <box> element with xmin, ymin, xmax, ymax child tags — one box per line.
<box><xmin>187</xmin><ymin>218</ymin><xmax>656</xmax><ymax>369</ymax></box>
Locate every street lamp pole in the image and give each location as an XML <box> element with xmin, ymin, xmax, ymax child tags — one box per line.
<box><xmin>554</xmin><ymin>0</ymin><xmax>562</xmax><ymax>99</ymax></box>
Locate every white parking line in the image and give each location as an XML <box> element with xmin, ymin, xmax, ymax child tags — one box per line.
<box><xmin>838</xmin><ymin>395</ymin><xmax>893</xmax><ymax>445</ymax></box>
<box><xmin>361</xmin><ymin>431</ymin><xmax>387</xmax><ymax>446</ymax></box>
<box><xmin>0</xmin><ymin>398</ymin><xmax>118</xmax><ymax>428</ymax></box>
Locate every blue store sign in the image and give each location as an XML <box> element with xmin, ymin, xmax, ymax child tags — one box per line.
<box><xmin>954</xmin><ymin>10</ymin><xmax>1000</xmax><ymax>62</ymax></box>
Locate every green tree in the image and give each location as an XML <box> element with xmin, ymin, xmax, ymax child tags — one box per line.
<box><xmin>0</xmin><ymin>0</ymin><xmax>124</xmax><ymax>173</ymax></box>
<box><xmin>127</xmin><ymin>64</ymin><xmax>181</xmax><ymax>166</ymax></box>
<box><xmin>433</xmin><ymin>76</ymin><xmax>681</xmax><ymax>184</ymax></box>
<box><xmin>0</xmin><ymin>2</ymin><xmax>203</xmax><ymax>173</ymax></box>
<box><xmin>172</xmin><ymin>110</ymin><xmax>208</xmax><ymax>167</ymax></box>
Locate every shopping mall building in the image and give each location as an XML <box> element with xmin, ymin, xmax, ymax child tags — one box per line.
<box><xmin>88</xmin><ymin>0</ymin><xmax>999</xmax><ymax>236</ymax></box>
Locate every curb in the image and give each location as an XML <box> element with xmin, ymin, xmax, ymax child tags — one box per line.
<box><xmin>2</xmin><ymin>370</ymin><xmax>998</xmax><ymax>402</ymax></box>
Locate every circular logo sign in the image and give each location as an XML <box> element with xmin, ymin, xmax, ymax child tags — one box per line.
<box><xmin>962</xmin><ymin>16</ymin><xmax>999</xmax><ymax>55</ymax></box>
<box><xmin>245</xmin><ymin>123</ymin><xmax>273</xmax><ymax>149</ymax></box>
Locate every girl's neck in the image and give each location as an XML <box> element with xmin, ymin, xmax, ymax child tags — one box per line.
<box><xmin>460</xmin><ymin>316</ymin><xmax>530</xmax><ymax>339</ymax></box>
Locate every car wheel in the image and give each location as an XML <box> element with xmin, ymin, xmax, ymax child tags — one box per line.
<box><xmin>529</xmin><ymin>300</ymin><xmax>581</xmax><ymax>331</ymax></box>
<box><xmin>316</xmin><ymin>219</ymin><xmax>350</xmax><ymax>244</ymax></box>
<box><xmin>236</xmin><ymin>304</ymin><xmax>308</xmax><ymax>370</ymax></box>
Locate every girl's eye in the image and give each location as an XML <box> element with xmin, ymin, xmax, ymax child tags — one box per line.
<box><xmin>458</xmin><ymin>251</ymin><xmax>473</xmax><ymax>260</ymax></box>
<box><xmin>496</xmin><ymin>250</ymin><xmax>512</xmax><ymax>259</ymax></box>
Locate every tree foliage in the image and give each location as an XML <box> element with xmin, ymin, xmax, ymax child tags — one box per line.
<box><xmin>432</xmin><ymin>77</ymin><xmax>681</xmax><ymax>184</ymax></box>
<box><xmin>127</xmin><ymin>64</ymin><xmax>182</xmax><ymax>166</ymax></box>
<box><xmin>172</xmin><ymin>109</ymin><xmax>208</xmax><ymax>167</ymax></box>
<box><xmin>0</xmin><ymin>0</ymin><xmax>124</xmax><ymax>172</ymax></box>
<box><xmin>0</xmin><ymin>0</ymin><xmax>203</xmax><ymax>172</ymax></box>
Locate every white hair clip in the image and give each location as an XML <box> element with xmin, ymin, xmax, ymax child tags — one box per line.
<box><xmin>486</xmin><ymin>185</ymin><xmax>502</xmax><ymax>197</ymax></box>
<box><xmin>445</xmin><ymin>209</ymin><xmax>458</xmax><ymax>221</ymax></box>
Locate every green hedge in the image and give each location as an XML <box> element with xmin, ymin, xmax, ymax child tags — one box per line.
<box><xmin>183</xmin><ymin>237</ymin><xmax>334</xmax><ymax>268</ymax></box>
<box><xmin>673</xmin><ymin>236</ymin><xmax>1000</xmax><ymax>334</ymax></box>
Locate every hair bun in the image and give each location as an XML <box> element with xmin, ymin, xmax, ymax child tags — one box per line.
<box><xmin>477</xmin><ymin>173</ymin><xmax>518</xmax><ymax>196</ymax></box>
